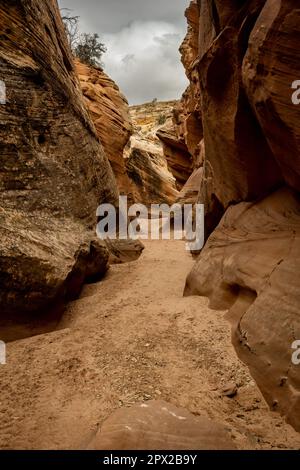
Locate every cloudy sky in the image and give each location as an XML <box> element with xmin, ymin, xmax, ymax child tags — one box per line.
<box><xmin>58</xmin><ymin>0</ymin><xmax>189</xmax><ymax>104</ymax></box>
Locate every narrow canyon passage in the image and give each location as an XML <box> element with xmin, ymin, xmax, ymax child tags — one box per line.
<box><xmin>1</xmin><ymin>0</ymin><xmax>300</xmax><ymax>455</ymax></box>
<box><xmin>1</xmin><ymin>240</ymin><xmax>299</xmax><ymax>450</ymax></box>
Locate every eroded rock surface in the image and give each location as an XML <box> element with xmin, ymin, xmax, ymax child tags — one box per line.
<box><xmin>0</xmin><ymin>0</ymin><xmax>118</xmax><ymax>318</ymax></box>
<box><xmin>105</xmin><ymin>239</ymin><xmax>145</xmax><ymax>265</ymax></box>
<box><xmin>179</xmin><ymin>0</ymin><xmax>300</xmax><ymax>430</ymax></box>
<box><xmin>243</xmin><ymin>0</ymin><xmax>300</xmax><ymax>193</ymax></box>
<box><xmin>125</xmin><ymin>101</ymin><xmax>179</xmax><ymax>205</ymax></box>
<box><xmin>87</xmin><ymin>400</ymin><xmax>236</xmax><ymax>450</ymax></box>
<box><xmin>157</xmin><ymin>124</ymin><xmax>193</xmax><ymax>190</ymax></box>
<box><xmin>176</xmin><ymin>167</ymin><xmax>203</xmax><ymax>205</ymax></box>
<box><xmin>76</xmin><ymin>60</ymin><xmax>134</xmax><ymax>195</ymax></box>
<box><xmin>157</xmin><ymin>1</ymin><xmax>202</xmax><ymax>195</ymax></box>
<box><xmin>185</xmin><ymin>188</ymin><xmax>300</xmax><ymax>430</ymax></box>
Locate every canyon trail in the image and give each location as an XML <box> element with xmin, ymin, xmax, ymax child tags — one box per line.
<box><xmin>1</xmin><ymin>240</ymin><xmax>299</xmax><ymax>450</ymax></box>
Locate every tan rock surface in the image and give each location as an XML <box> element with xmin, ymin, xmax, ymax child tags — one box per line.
<box><xmin>157</xmin><ymin>124</ymin><xmax>193</xmax><ymax>189</ymax></box>
<box><xmin>176</xmin><ymin>167</ymin><xmax>203</xmax><ymax>205</ymax></box>
<box><xmin>87</xmin><ymin>400</ymin><xmax>236</xmax><ymax>450</ymax></box>
<box><xmin>76</xmin><ymin>60</ymin><xmax>134</xmax><ymax>195</ymax></box>
<box><xmin>157</xmin><ymin>2</ymin><xmax>202</xmax><ymax>191</ymax></box>
<box><xmin>243</xmin><ymin>0</ymin><xmax>300</xmax><ymax>192</ymax></box>
<box><xmin>105</xmin><ymin>239</ymin><xmax>145</xmax><ymax>265</ymax></box>
<box><xmin>185</xmin><ymin>188</ymin><xmax>300</xmax><ymax>431</ymax></box>
<box><xmin>0</xmin><ymin>0</ymin><xmax>117</xmax><ymax>319</ymax></box>
<box><xmin>125</xmin><ymin>101</ymin><xmax>179</xmax><ymax>205</ymax></box>
<box><xmin>176</xmin><ymin>0</ymin><xmax>203</xmax><ymax>167</ymax></box>
<box><xmin>178</xmin><ymin>0</ymin><xmax>300</xmax><ymax>431</ymax></box>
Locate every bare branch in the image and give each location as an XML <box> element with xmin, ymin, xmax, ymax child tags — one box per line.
<box><xmin>61</xmin><ymin>8</ymin><xmax>80</xmax><ymax>50</ymax></box>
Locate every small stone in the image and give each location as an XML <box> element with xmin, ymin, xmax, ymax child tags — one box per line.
<box><xmin>279</xmin><ymin>377</ymin><xmax>288</xmax><ymax>387</ymax></box>
<box><xmin>221</xmin><ymin>383</ymin><xmax>238</xmax><ymax>398</ymax></box>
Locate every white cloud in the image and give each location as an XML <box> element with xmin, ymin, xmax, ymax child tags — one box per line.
<box><xmin>102</xmin><ymin>20</ymin><xmax>188</xmax><ymax>105</ymax></box>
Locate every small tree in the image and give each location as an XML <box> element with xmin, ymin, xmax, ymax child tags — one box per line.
<box><xmin>74</xmin><ymin>33</ymin><xmax>107</xmax><ymax>68</ymax></box>
<box><xmin>61</xmin><ymin>9</ymin><xmax>80</xmax><ymax>50</ymax></box>
<box><xmin>157</xmin><ymin>114</ymin><xmax>167</xmax><ymax>126</ymax></box>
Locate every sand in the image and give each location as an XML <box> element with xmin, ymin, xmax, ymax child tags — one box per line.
<box><xmin>0</xmin><ymin>240</ymin><xmax>299</xmax><ymax>449</ymax></box>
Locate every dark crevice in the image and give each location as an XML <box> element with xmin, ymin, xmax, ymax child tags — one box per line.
<box><xmin>211</xmin><ymin>1</ymin><xmax>221</xmax><ymax>35</ymax></box>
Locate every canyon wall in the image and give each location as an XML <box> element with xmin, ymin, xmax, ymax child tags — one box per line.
<box><xmin>125</xmin><ymin>101</ymin><xmax>179</xmax><ymax>205</ymax></box>
<box><xmin>157</xmin><ymin>1</ymin><xmax>202</xmax><ymax>194</ymax></box>
<box><xmin>157</xmin><ymin>124</ymin><xmax>193</xmax><ymax>191</ymax></box>
<box><xmin>75</xmin><ymin>66</ymin><xmax>179</xmax><ymax>206</ymax></box>
<box><xmin>179</xmin><ymin>0</ymin><xmax>300</xmax><ymax>431</ymax></box>
<box><xmin>75</xmin><ymin>60</ymin><xmax>134</xmax><ymax>196</ymax></box>
<box><xmin>0</xmin><ymin>0</ymin><xmax>118</xmax><ymax>319</ymax></box>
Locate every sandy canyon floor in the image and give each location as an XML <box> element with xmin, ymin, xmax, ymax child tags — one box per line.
<box><xmin>0</xmin><ymin>240</ymin><xmax>300</xmax><ymax>449</ymax></box>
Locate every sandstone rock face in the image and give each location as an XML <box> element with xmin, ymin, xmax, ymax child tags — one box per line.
<box><xmin>185</xmin><ymin>188</ymin><xmax>300</xmax><ymax>431</ymax></box>
<box><xmin>129</xmin><ymin>100</ymin><xmax>177</xmax><ymax>133</ymax></box>
<box><xmin>176</xmin><ymin>0</ymin><xmax>203</xmax><ymax>168</ymax></box>
<box><xmin>125</xmin><ymin>101</ymin><xmax>179</xmax><ymax>205</ymax></box>
<box><xmin>0</xmin><ymin>0</ymin><xmax>118</xmax><ymax>318</ymax></box>
<box><xmin>176</xmin><ymin>167</ymin><xmax>203</xmax><ymax>205</ymax></box>
<box><xmin>75</xmin><ymin>60</ymin><xmax>134</xmax><ymax>195</ymax></box>
<box><xmin>157</xmin><ymin>1</ymin><xmax>202</xmax><ymax>194</ymax></box>
<box><xmin>157</xmin><ymin>124</ymin><xmax>193</xmax><ymax>190</ymax></box>
<box><xmin>179</xmin><ymin>1</ymin><xmax>300</xmax><ymax>430</ymax></box>
<box><xmin>87</xmin><ymin>400</ymin><xmax>236</xmax><ymax>450</ymax></box>
<box><xmin>243</xmin><ymin>0</ymin><xmax>300</xmax><ymax>192</ymax></box>
<box><xmin>105</xmin><ymin>239</ymin><xmax>144</xmax><ymax>265</ymax></box>
<box><xmin>125</xmin><ymin>136</ymin><xmax>179</xmax><ymax>205</ymax></box>
<box><xmin>198</xmin><ymin>4</ymin><xmax>283</xmax><ymax>229</ymax></box>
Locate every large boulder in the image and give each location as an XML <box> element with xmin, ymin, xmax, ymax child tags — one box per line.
<box><xmin>87</xmin><ymin>400</ymin><xmax>236</xmax><ymax>450</ymax></box>
<box><xmin>0</xmin><ymin>0</ymin><xmax>117</xmax><ymax>318</ymax></box>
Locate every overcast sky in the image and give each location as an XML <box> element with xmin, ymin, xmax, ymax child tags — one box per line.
<box><xmin>58</xmin><ymin>0</ymin><xmax>189</xmax><ymax>104</ymax></box>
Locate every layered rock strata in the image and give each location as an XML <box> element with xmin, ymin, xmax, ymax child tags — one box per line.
<box><xmin>0</xmin><ymin>0</ymin><xmax>118</xmax><ymax>318</ymax></box>
<box><xmin>75</xmin><ymin>60</ymin><xmax>134</xmax><ymax>195</ymax></box>
<box><xmin>125</xmin><ymin>101</ymin><xmax>179</xmax><ymax>205</ymax></box>
<box><xmin>179</xmin><ymin>0</ymin><xmax>300</xmax><ymax>430</ymax></box>
<box><xmin>87</xmin><ymin>400</ymin><xmax>236</xmax><ymax>450</ymax></box>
